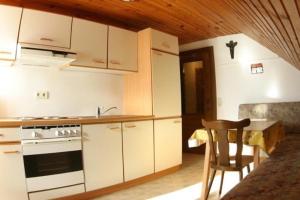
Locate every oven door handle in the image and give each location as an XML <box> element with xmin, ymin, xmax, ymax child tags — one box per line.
<box><xmin>21</xmin><ymin>137</ymin><xmax>82</xmax><ymax>145</ymax></box>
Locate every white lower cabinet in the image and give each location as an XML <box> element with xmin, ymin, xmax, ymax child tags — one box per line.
<box><xmin>0</xmin><ymin>144</ymin><xmax>28</xmax><ymax>200</ymax></box>
<box><xmin>122</xmin><ymin>120</ymin><xmax>154</xmax><ymax>181</ymax></box>
<box><xmin>82</xmin><ymin>123</ymin><xmax>123</xmax><ymax>191</ymax></box>
<box><xmin>154</xmin><ymin>118</ymin><xmax>182</xmax><ymax>172</ymax></box>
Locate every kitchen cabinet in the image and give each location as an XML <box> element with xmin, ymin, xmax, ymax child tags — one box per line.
<box><xmin>152</xmin><ymin>50</ymin><xmax>181</xmax><ymax>117</ymax></box>
<box><xmin>0</xmin><ymin>127</ymin><xmax>28</xmax><ymax>200</ymax></box>
<box><xmin>0</xmin><ymin>5</ymin><xmax>22</xmax><ymax>61</ymax></box>
<box><xmin>122</xmin><ymin>120</ymin><xmax>154</xmax><ymax>181</ymax></box>
<box><xmin>108</xmin><ymin>26</ymin><xmax>138</xmax><ymax>71</ymax></box>
<box><xmin>154</xmin><ymin>118</ymin><xmax>182</xmax><ymax>172</ymax></box>
<box><xmin>71</xmin><ymin>18</ymin><xmax>108</xmax><ymax>69</ymax></box>
<box><xmin>124</xmin><ymin>28</ymin><xmax>181</xmax><ymax>117</ymax></box>
<box><xmin>19</xmin><ymin>9</ymin><xmax>72</xmax><ymax>49</ymax></box>
<box><xmin>82</xmin><ymin>123</ymin><xmax>123</xmax><ymax>191</ymax></box>
<box><xmin>151</xmin><ymin>29</ymin><xmax>179</xmax><ymax>55</ymax></box>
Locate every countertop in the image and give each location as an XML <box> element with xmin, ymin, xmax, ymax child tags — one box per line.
<box><xmin>0</xmin><ymin>115</ymin><xmax>156</xmax><ymax>128</ymax></box>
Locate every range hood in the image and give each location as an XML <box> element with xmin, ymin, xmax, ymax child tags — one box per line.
<box><xmin>15</xmin><ymin>45</ymin><xmax>77</xmax><ymax>67</ymax></box>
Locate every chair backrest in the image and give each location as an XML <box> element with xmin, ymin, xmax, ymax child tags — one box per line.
<box><xmin>202</xmin><ymin>118</ymin><xmax>250</xmax><ymax>168</ymax></box>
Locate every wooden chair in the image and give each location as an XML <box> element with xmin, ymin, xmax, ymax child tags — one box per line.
<box><xmin>202</xmin><ymin>118</ymin><xmax>253</xmax><ymax>199</ymax></box>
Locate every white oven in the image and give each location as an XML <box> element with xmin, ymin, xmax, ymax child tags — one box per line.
<box><xmin>21</xmin><ymin>125</ymin><xmax>85</xmax><ymax>199</ymax></box>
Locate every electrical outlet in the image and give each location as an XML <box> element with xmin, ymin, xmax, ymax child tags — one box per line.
<box><xmin>36</xmin><ymin>91</ymin><xmax>49</xmax><ymax>100</ymax></box>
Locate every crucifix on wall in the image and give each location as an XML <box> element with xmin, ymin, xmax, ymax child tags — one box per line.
<box><xmin>226</xmin><ymin>40</ymin><xmax>238</xmax><ymax>59</ymax></box>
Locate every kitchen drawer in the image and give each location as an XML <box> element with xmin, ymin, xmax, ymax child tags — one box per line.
<box><xmin>0</xmin><ymin>128</ymin><xmax>20</xmax><ymax>142</ymax></box>
<box><xmin>28</xmin><ymin>184</ymin><xmax>85</xmax><ymax>200</ymax></box>
<box><xmin>151</xmin><ymin>29</ymin><xmax>179</xmax><ymax>54</ymax></box>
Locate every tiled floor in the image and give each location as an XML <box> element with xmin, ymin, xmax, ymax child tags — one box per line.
<box><xmin>94</xmin><ymin>154</ymin><xmax>249</xmax><ymax>200</ymax></box>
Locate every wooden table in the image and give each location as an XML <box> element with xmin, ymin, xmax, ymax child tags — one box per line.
<box><xmin>188</xmin><ymin>120</ymin><xmax>285</xmax><ymax>200</ymax></box>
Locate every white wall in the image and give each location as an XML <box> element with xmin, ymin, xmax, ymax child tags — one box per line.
<box><xmin>0</xmin><ymin>64</ymin><xmax>123</xmax><ymax>117</ymax></box>
<box><xmin>180</xmin><ymin>34</ymin><xmax>300</xmax><ymax>120</ymax></box>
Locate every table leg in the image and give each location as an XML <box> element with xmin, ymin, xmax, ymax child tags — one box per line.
<box><xmin>253</xmin><ymin>145</ymin><xmax>260</xmax><ymax>169</ymax></box>
<box><xmin>200</xmin><ymin>143</ymin><xmax>211</xmax><ymax>200</ymax></box>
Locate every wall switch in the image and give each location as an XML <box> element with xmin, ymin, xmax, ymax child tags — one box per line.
<box><xmin>36</xmin><ymin>91</ymin><xmax>49</xmax><ymax>100</ymax></box>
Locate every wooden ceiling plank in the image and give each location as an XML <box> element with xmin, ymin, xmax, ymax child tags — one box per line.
<box><xmin>246</xmin><ymin>0</ymin><xmax>295</xmax><ymax>61</ymax></box>
<box><xmin>258</xmin><ymin>0</ymin><xmax>300</xmax><ymax>65</ymax></box>
<box><xmin>272</xmin><ymin>0</ymin><xmax>300</xmax><ymax>59</ymax></box>
<box><xmin>224</xmin><ymin>0</ymin><xmax>283</xmax><ymax>57</ymax></box>
<box><xmin>281</xmin><ymin>0</ymin><xmax>300</xmax><ymax>52</ymax></box>
<box><xmin>268</xmin><ymin>0</ymin><xmax>300</xmax><ymax>64</ymax></box>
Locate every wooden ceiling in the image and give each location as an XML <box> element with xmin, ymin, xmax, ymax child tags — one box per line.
<box><xmin>1</xmin><ymin>0</ymin><xmax>300</xmax><ymax>69</ymax></box>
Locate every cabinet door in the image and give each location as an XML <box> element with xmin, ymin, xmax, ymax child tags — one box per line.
<box><xmin>151</xmin><ymin>29</ymin><xmax>179</xmax><ymax>54</ymax></box>
<box><xmin>108</xmin><ymin>26</ymin><xmax>137</xmax><ymax>71</ymax></box>
<box><xmin>152</xmin><ymin>50</ymin><xmax>181</xmax><ymax>117</ymax></box>
<box><xmin>122</xmin><ymin>120</ymin><xmax>154</xmax><ymax>181</ymax></box>
<box><xmin>0</xmin><ymin>5</ymin><xmax>22</xmax><ymax>61</ymax></box>
<box><xmin>154</xmin><ymin>118</ymin><xmax>182</xmax><ymax>172</ymax></box>
<box><xmin>71</xmin><ymin>18</ymin><xmax>108</xmax><ymax>69</ymax></box>
<box><xmin>83</xmin><ymin>123</ymin><xmax>123</xmax><ymax>191</ymax></box>
<box><xmin>0</xmin><ymin>144</ymin><xmax>28</xmax><ymax>200</ymax></box>
<box><xmin>19</xmin><ymin>9</ymin><xmax>72</xmax><ymax>48</ymax></box>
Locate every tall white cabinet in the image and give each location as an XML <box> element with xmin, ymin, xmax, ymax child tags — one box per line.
<box><xmin>0</xmin><ymin>5</ymin><xmax>22</xmax><ymax>61</ymax></box>
<box><xmin>82</xmin><ymin>123</ymin><xmax>123</xmax><ymax>191</ymax></box>
<box><xmin>122</xmin><ymin>120</ymin><xmax>154</xmax><ymax>181</ymax></box>
<box><xmin>152</xmin><ymin>50</ymin><xmax>181</xmax><ymax>117</ymax></box>
<box><xmin>0</xmin><ymin>128</ymin><xmax>28</xmax><ymax>200</ymax></box>
<box><xmin>154</xmin><ymin>118</ymin><xmax>182</xmax><ymax>172</ymax></box>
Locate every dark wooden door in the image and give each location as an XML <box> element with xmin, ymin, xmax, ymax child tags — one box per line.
<box><xmin>180</xmin><ymin>47</ymin><xmax>216</xmax><ymax>154</ymax></box>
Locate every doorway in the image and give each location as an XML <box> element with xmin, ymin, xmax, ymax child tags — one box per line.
<box><xmin>179</xmin><ymin>47</ymin><xmax>217</xmax><ymax>154</ymax></box>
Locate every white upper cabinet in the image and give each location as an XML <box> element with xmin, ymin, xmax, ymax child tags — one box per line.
<box><xmin>151</xmin><ymin>29</ymin><xmax>179</xmax><ymax>54</ymax></box>
<box><xmin>71</xmin><ymin>18</ymin><xmax>108</xmax><ymax>68</ymax></box>
<box><xmin>152</xmin><ymin>50</ymin><xmax>181</xmax><ymax>117</ymax></box>
<box><xmin>0</xmin><ymin>5</ymin><xmax>22</xmax><ymax>61</ymax></box>
<box><xmin>19</xmin><ymin>9</ymin><xmax>72</xmax><ymax>48</ymax></box>
<box><xmin>108</xmin><ymin>26</ymin><xmax>138</xmax><ymax>71</ymax></box>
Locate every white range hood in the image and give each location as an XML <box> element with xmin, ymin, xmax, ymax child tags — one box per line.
<box><xmin>15</xmin><ymin>44</ymin><xmax>77</xmax><ymax>67</ymax></box>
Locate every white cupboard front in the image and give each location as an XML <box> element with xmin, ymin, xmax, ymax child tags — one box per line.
<box><xmin>0</xmin><ymin>144</ymin><xmax>28</xmax><ymax>200</ymax></box>
<box><xmin>82</xmin><ymin>123</ymin><xmax>123</xmax><ymax>191</ymax></box>
<box><xmin>108</xmin><ymin>26</ymin><xmax>138</xmax><ymax>71</ymax></box>
<box><xmin>122</xmin><ymin>120</ymin><xmax>154</xmax><ymax>181</ymax></box>
<box><xmin>71</xmin><ymin>18</ymin><xmax>108</xmax><ymax>69</ymax></box>
<box><xmin>151</xmin><ymin>29</ymin><xmax>179</xmax><ymax>55</ymax></box>
<box><xmin>0</xmin><ymin>5</ymin><xmax>22</xmax><ymax>61</ymax></box>
<box><xmin>154</xmin><ymin>118</ymin><xmax>182</xmax><ymax>172</ymax></box>
<box><xmin>152</xmin><ymin>50</ymin><xmax>181</xmax><ymax>117</ymax></box>
<box><xmin>19</xmin><ymin>9</ymin><xmax>72</xmax><ymax>48</ymax></box>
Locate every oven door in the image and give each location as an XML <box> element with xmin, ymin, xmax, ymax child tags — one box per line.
<box><xmin>22</xmin><ymin>137</ymin><xmax>84</xmax><ymax>192</ymax></box>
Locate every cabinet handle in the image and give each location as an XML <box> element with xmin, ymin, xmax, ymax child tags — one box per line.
<box><xmin>3</xmin><ymin>151</ymin><xmax>20</xmax><ymax>154</ymax></box>
<box><xmin>162</xmin><ymin>41</ymin><xmax>170</xmax><ymax>49</ymax></box>
<box><xmin>173</xmin><ymin>120</ymin><xmax>181</xmax><ymax>124</ymax></box>
<box><xmin>0</xmin><ymin>134</ymin><xmax>4</xmax><ymax>137</ymax></box>
<box><xmin>153</xmin><ymin>51</ymin><xmax>163</xmax><ymax>56</ymax></box>
<box><xmin>40</xmin><ymin>37</ymin><xmax>54</xmax><ymax>42</ymax></box>
<box><xmin>125</xmin><ymin>125</ymin><xmax>136</xmax><ymax>128</ymax></box>
<box><xmin>0</xmin><ymin>51</ymin><xmax>12</xmax><ymax>55</ymax></box>
<box><xmin>110</xmin><ymin>60</ymin><xmax>121</xmax><ymax>65</ymax></box>
<box><xmin>93</xmin><ymin>59</ymin><xmax>105</xmax><ymax>64</ymax></box>
<box><xmin>109</xmin><ymin>127</ymin><xmax>120</xmax><ymax>130</ymax></box>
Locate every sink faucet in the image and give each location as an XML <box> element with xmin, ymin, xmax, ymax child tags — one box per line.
<box><xmin>97</xmin><ymin>106</ymin><xmax>118</xmax><ymax>117</ymax></box>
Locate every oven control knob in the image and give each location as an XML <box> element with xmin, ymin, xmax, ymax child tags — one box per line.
<box><xmin>74</xmin><ymin>130</ymin><xmax>81</xmax><ymax>136</ymax></box>
<box><xmin>31</xmin><ymin>131</ymin><xmax>39</xmax><ymax>138</ymax></box>
<box><xmin>55</xmin><ymin>131</ymin><xmax>63</xmax><ymax>137</ymax></box>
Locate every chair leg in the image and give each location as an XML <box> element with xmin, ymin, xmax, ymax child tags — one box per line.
<box><xmin>205</xmin><ymin>169</ymin><xmax>216</xmax><ymax>200</ymax></box>
<box><xmin>239</xmin><ymin>170</ymin><xmax>243</xmax><ymax>181</ymax></box>
<box><xmin>247</xmin><ymin>165</ymin><xmax>250</xmax><ymax>173</ymax></box>
<box><xmin>219</xmin><ymin>170</ymin><xmax>225</xmax><ymax>196</ymax></box>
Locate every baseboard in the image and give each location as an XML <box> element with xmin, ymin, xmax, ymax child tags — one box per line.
<box><xmin>56</xmin><ymin>164</ymin><xmax>182</xmax><ymax>200</ymax></box>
